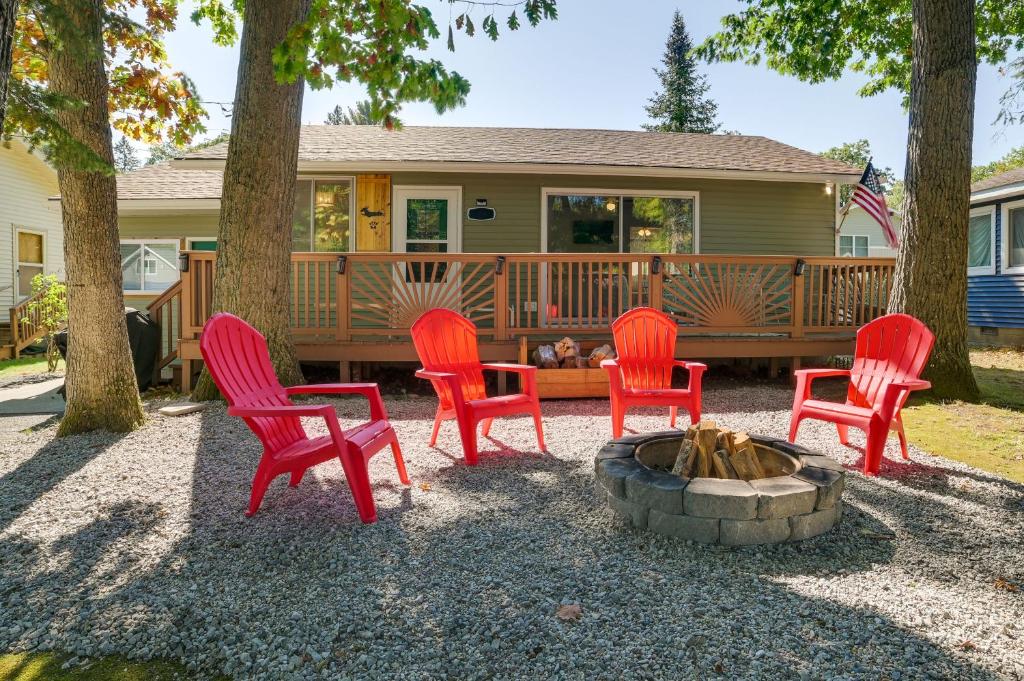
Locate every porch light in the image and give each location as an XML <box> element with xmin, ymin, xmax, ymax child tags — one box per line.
<box><xmin>178</xmin><ymin>252</ymin><xmax>190</xmax><ymax>273</ymax></box>
<box><xmin>794</xmin><ymin>258</ymin><xmax>806</xmax><ymax>276</ymax></box>
<box><xmin>825</xmin><ymin>183</ymin><xmax>834</xmax><ymax>196</ymax></box>
<box><xmin>637</xmin><ymin>227</ymin><xmax>653</xmax><ymax>238</ymax></box>
<box><xmin>336</xmin><ymin>255</ymin><xmax>347</xmax><ymax>275</ymax></box>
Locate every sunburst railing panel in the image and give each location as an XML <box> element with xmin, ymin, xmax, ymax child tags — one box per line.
<box><xmin>659</xmin><ymin>258</ymin><xmax>793</xmax><ymax>330</ymax></box>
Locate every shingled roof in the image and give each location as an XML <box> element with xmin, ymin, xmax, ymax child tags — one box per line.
<box><xmin>116</xmin><ymin>126</ymin><xmax>859</xmax><ymax>201</ymax></box>
<box><xmin>972</xmin><ymin>167</ymin><xmax>1024</xmax><ymax>194</ymax></box>
<box><xmin>181</xmin><ymin>125</ymin><xmax>860</xmax><ymax>176</ymax></box>
<box><xmin>116</xmin><ymin>163</ymin><xmax>222</xmax><ymax>201</ymax></box>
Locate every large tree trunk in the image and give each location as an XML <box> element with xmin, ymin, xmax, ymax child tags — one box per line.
<box><xmin>889</xmin><ymin>0</ymin><xmax>980</xmax><ymax>401</ymax></box>
<box><xmin>0</xmin><ymin>0</ymin><xmax>16</xmax><ymax>130</ymax></box>
<box><xmin>191</xmin><ymin>0</ymin><xmax>310</xmax><ymax>401</ymax></box>
<box><xmin>47</xmin><ymin>0</ymin><xmax>145</xmax><ymax>434</ymax></box>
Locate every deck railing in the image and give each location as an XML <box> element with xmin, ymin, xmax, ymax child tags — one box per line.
<box><xmin>9</xmin><ymin>285</ymin><xmax>67</xmax><ymax>356</ymax></box>
<box><xmin>167</xmin><ymin>252</ymin><xmax>895</xmax><ymax>353</ymax></box>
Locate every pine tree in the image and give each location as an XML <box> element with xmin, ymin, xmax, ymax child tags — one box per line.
<box><xmin>643</xmin><ymin>12</ymin><xmax>719</xmax><ymax>134</ymax></box>
<box><xmin>113</xmin><ymin>137</ymin><xmax>139</xmax><ymax>173</ymax></box>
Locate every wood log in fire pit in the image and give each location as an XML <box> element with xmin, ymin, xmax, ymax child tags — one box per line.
<box><xmin>674</xmin><ymin>421</ymin><xmax>771</xmax><ymax>481</ymax></box>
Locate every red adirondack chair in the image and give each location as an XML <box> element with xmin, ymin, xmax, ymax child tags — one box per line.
<box><xmin>199</xmin><ymin>313</ymin><xmax>409</xmax><ymax>523</ymax></box>
<box><xmin>788</xmin><ymin>313</ymin><xmax>934</xmax><ymax>475</ymax></box>
<box><xmin>411</xmin><ymin>308</ymin><xmax>545</xmax><ymax>465</ymax></box>
<box><xmin>601</xmin><ymin>307</ymin><xmax>707</xmax><ymax>438</ymax></box>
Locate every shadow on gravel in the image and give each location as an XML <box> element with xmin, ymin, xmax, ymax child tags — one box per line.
<box><xmin>0</xmin><ymin>428</ymin><xmax>129</xmax><ymax>533</ymax></box>
<box><xmin>0</xmin><ymin>399</ymin><xmax>1009</xmax><ymax>679</ymax></box>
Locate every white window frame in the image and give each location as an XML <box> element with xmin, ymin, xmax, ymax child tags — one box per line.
<box><xmin>968</xmin><ymin>206</ymin><xmax>996</xmax><ymax>276</ymax></box>
<box><xmin>540</xmin><ymin>187</ymin><xmax>701</xmax><ymax>254</ymax></box>
<box><xmin>294</xmin><ymin>175</ymin><xmax>356</xmax><ymax>252</ymax></box>
<box><xmin>120</xmin><ymin>238</ymin><xmax>179</xmax><ymax>294</ymax></box>
<box><xmin>392</xmin><ymin>185</ymin><xmax>464</xmax><ymax>254</ymax></box>
<box><xmin>1000</xmin><ymin>198</ymin><xmax>1024</xmax><ymax>275</ymax></box>
<box><xmin>14</xmin><ymin>227</ymin><xmax>47</xmax><ymax>299</ymax></box>
<box><xmin>838</xmin><ymin>234</ymin><xmax>870</xmax><ymax>258</ymax></box>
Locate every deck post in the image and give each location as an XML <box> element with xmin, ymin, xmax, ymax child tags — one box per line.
<box><xmin>335</xmin><ymin>255</ymin><xmax>350</xmax><ymax>342</ymax></box>
<box><xmin>649</xmin><ymin>256</ymin><xmax>664</xmax><ymax>311</ymax></box>
<box><xmin>494</xmin><ymin>256</ymin><xmax>508</xmax><ymax>341</ymax></box>
<box><xmin>179</xmin><ymin>253</ymin><xmax>193</xmax><ymax>340</ymax></box>
<box><xmin>791</xmin><ymin>259</ymin><xmax>805</xmax><ymax>339</ymax></box>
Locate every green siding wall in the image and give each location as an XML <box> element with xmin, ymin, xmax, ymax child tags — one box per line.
<box><xmin>117</xmin><ymin>173</ymin><xmax>837</xmax><ymax>256</ymax></box>
<box><xmin>118</xmin><ymin>213</ymin><xmax>220</xmax><ymax>241</ymax></box>
<box><xmin>390</xmin><ymin>172</ymin><xmax>837</xmax><ymax>255</ymax></box>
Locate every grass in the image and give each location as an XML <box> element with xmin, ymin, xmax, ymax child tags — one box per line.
<box><xmin>0</xmin><ymin>356</ymin><xmax>62</xmax><ymax>379</ymax></box>
<box><xmin>902</xmin><ymin>347</ymin><xmax>1024</xmax><ymax>482</ymax></box>
<box><xmin>0</xmin><ymin>652</ymin><xmax>218</xmax><ymax>681</ymax></box>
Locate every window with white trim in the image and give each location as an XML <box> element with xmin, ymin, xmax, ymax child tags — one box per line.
<box><xmin>1004</xmin><ymin>200</ymin><xmax>1024</xmax><ymax>274</ymax></box>
<box><xmin>544</xmin><ymin>190</ymin><xmax>698</xmax><ymax>254</ymax></box>
<box><xmin>839</xmin><ymin>235</ymin><xmax>869</xmax><ymax>257</ymax></box>
<box><xmin>120</xmin><ymin>239</ymin><xmax>179</xmax><ymax>293</ymax></box>
<box><xmin>292</xmin><ymin>177</ymin><xmax>354</xmax><ymax>251</ymax></box>
<box><xmin>968</xmin><ymin>207</ymin><xmax>995</xmax><ymax>275</ymax></box>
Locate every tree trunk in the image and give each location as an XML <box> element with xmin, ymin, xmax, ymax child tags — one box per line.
<box><xmin>46</xmin><ymin>0</ymin><xmax>145</xmax><ymax>434</ymax></box>
<box><xmin>0</xmin><ymin>0</ymin><xmax>16</xmax><ymax>130</ymax></box>
<box><xmin>191</xmin><ymin>0</ymin><xmax>310</xmax><ymax>401</ymax></box>
<box><xmin>889</xmin><ymin>0</ymin><xmax>980</xmax><ymax>401</ymax></box>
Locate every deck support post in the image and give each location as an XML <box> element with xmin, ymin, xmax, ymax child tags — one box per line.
<box><xmin>181</xmin><ymin>359</ymin><xmax>193</xmax><ymax>394</ymax></box>
<box><xmin>339</xmin><ymin>360</ymin><xmax>351</xmax><ymax>383</ymax></box>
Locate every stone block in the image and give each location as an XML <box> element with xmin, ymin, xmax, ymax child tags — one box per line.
<box><xmin>794</xmin><ymin>466</ymin><xmax>845</xmax><ymax>509</ymax></box>
<box><xmin>625</xmin><ymin>469</ymin><xmax>687</xmax><ymax>514</ymax></box>
<box><xmin>595</xmin><ymin>442</ymin><xmax>636</xmax><ymax>464</ymax></box>
<box><xmin>607</xmin><ymin>493</ymin><xmax>649</xmax><ymax>529</ymax></box>
<box><xmin>610</xmin><ymin>430</ymin><xmax>679</xmax><ymax>445</ymax></box>
<box><xmin>769</xmin><ymin>439</ymin><xmax>816</xmax><ymax>456</ymax></box>
<box><xmin>648</xmin><ymin>510</ymin><xmax>719</xmax><ymax>543</ymax></box>
<box><xmin>749</xmin><ymin>477</ymin><xmax>817</xmax><ymax>519</ymax></box>
<box><xmin>789</xmin><ymin>502</ymin><xmax>843</xmax><ymax>541</ymax></box>
<box><xmin>684</xmin><ymin>478</ymin><xmax>757</xmax><ymax>520</ymax></box>
<box><xmin>720</xmin><ymin>517</ymin><xmax>791</xmax><ymax>546</ymax></box>
<box><xmin>798</xmin><ymin>454</ymin><xmax>845</xmax><ymax>473</ymax></box>
<box><xmin>595</xmin><ymin>458</ymin><xmax>643</xmax><ymax>498</ymax></box>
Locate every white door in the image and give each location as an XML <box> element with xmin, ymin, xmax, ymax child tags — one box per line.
<box><xmin>15</xmin><ymin>229</ymin><xmax>45</xmax><ymax>300</ymax></box>
<box><xmin>391</xmin><ymin>187</ymin><xmax>463</xmax><ymax>323</ymax></box>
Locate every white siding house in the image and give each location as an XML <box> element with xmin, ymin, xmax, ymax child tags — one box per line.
<box><xmin>0</xmin><ymin>140</ymin><xmax>64</xmax><ymax>311</ymax></box>
<box><xmin>836</xmin><ymin>205</ymin><xmax>900</xmax><ymax>258</ymax></box>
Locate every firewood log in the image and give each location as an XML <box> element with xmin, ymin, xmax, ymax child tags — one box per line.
<box><xmin>672</xmin><ymin>439</ymin><xmax>694</xmax><ymax>477</ymax></box>
<box><xmin>532</xmin><ymin>345</ymin><xmax>558</xmax><ymax>369</ymax></box>
<box><xmin>554</xmin><ymin>337</ymin><xmax>579</xmax><ymax>362</ymax></box>
<box><xmin>587</xmin><ymin>344</ymin><xmax>614</xmax><ymax>368</ymax></box>
<box><xmin>712</xmin><ymin>449</ymin><xmax>739</xmax><ymax>479</ymax></box>
<box><xmin>716</xmin><ymin>429</ymin><xmax>736</xmax><ymax>454</ymax></box>
<box><xmin>729</xmin><ymin>431</ymin><xmax>767</xmax><ymax>480</ymax></box>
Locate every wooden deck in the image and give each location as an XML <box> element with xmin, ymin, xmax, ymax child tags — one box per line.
<box><xmin>149</xmin><ymin>252</ymin><xmax>897</xmax><ymax>391</ymax></box>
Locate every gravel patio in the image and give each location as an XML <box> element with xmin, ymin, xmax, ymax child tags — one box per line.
<box><xmin>1</xmin><ymin>385</ymin><xmax>1022</xmax><ymax>680</ymax></box>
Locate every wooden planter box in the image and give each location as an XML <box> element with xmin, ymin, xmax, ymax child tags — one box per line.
<box><xmin>518</xmin><ymin>336</ymin><xmax>611</xmax><ymax>400</ymax></box>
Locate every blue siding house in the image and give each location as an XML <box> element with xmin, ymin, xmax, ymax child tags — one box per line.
<box><xmin>968</xmin><ymin>168</ymin><xmax>1024</xmax><ymax>346</ymax></box>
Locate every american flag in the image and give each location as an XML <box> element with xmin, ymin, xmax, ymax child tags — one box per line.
<box><xmin>850</xmin><ymin>162</ymin><xmax>899</xmax><ymax>249</ymax></box>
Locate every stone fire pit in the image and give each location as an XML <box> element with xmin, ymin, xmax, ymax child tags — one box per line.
<box><xmin>594</xmin><ymin>431</ymin><xmax>845</xmax><ymax>545</ymax></box>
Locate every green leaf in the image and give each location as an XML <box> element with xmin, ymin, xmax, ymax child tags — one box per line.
<box><xmin>507</xmin><ymin>11</ymin><xmax>520</xmax><ymax>31</ymax></box>
<box><xmin>447</xmin><ymin>24</ymin><xmax>455</xmax><ymax>51</ymax></box>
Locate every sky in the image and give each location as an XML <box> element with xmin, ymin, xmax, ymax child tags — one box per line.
<box><xmin>160</xmin><ymin>0</ymin><xmax>1024</xmax><ymax>176</ymax></box>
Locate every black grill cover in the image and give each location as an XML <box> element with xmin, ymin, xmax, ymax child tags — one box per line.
<box><xmin>55</xmin><ymin>308</ymin><xmax>162</xmax><ymax>393</ymax></box>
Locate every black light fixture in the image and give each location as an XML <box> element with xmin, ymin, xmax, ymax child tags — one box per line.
<box><xmin>178</xmin><ymin>252</ymin><xmax>190</xmax><ymax>273</ymax></box>
<box><xmin>336</xmin><ymin>255</ymin><xmax>347</xmax><ymax>275</ymax></box>
<box><xmin>794</xmin><ymin>258</ymin><xmax>806</xmax><ymax>276</ymax></box>
<box><xmin>495</xmin><ymin>255</ymin><xmax>506</xmax><ymax>275</ymax></box>
<box><xmin>651</xmin><ymin>256</ymin><xmax>662</xmax><ymax>274</ymax></box>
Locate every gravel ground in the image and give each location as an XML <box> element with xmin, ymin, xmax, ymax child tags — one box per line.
<box><xmin>1</xmin><ymin>384</ymin><xmax>1022</xmax><ymax>680</ymax></box>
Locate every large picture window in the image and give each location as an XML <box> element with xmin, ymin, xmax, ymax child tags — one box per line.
<box><xmin>544</xmin><ymin>189</ymin><xmax>698</xmax><ymax>254</ymax></box>
<box><xmin>292</xmin><ymin>178</ymin><xmax>353</xmax><ymax>252</ymax></box>
<box><xmin>121</xmin><ymin>240</ymin><xmax>178</xmax><ymax>293</ymax></box>
<box><xmin>1003</xmin><ymin>201</ymin><xmax>1024</xmax><ymax>274</ymax></box>
<box><xmin>968</xmin><ymin>207</ymin><xmax>995</xmax><ymax>275</ymax></box>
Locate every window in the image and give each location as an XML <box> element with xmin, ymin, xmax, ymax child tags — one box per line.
<box><xmin>120</xmin><ymin>240</ymin><xmax>178</xmax><ymax>293</ymax></box>
<box><xmin>15</xmin><ymin>229</ymin><xmax>45</xmax><ymax>299</ymax></box>
<box><xmin>968</xmin><ymin>207</ymin><xmax>995</xmax><ymax>275</ymax></box>
<box><xmin>543</xmin><ymin>189</ymin><xmax>698</xmax><ymax>254</ymax></box>
<box><xmin>839</xmin><ymin>235</ymin><xmax>869</xmax><ymax>257</ymax></box>
<box><xmin>1003</xmin><ymin>200</ymin><xmax>1024</xmax><ymax>274</ymax></box>
<box><xmin>292</xmin><ymin>178</ymin><xmax>353</xmax><ymax>252</ymax></box>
